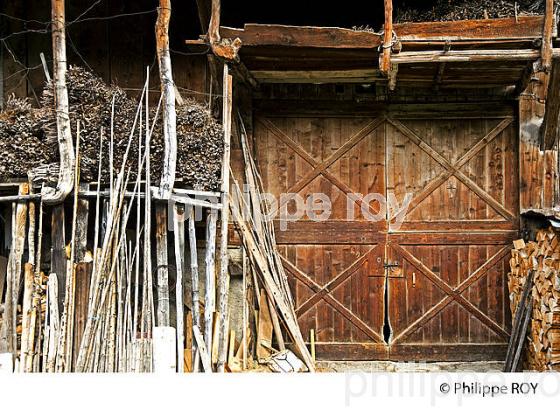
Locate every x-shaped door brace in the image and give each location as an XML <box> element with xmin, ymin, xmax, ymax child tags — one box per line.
<box><xmin>389</xmin><ymin>242</ymin><xmax>511</xmax><ymax>343</ymax></box>
<box><xmin>257</xmin><ymin>117</ymin><xmax>385</xmax><ymax>215</ymax></box>
<box><xmin>259</xmin><ymin>116</ymin><xmax>514</xmax><ymax>222</ymax></box>
<box><xmin>279</xmin><ymin>248</ymin><xmax>384</xmax><ymax>344</ymax></box>
<box><xmin>387</xmin><ymin>117</ymin><xmax>514</xmax><ymax>222</ymax></box>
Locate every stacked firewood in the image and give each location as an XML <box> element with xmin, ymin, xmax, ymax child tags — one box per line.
<box><xmin>396</xmin><ymin>0</ymin><xmax>545</xmax><ymax>23</ymax></box>
<box><xmin>508</xmin><ymin>228</ymin><xmax>560</xmax><ymax>371</ymax></box>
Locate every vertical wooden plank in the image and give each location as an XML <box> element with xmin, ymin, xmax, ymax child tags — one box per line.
<box><xmin>457</xmin><ymin>246</ymin><xmax>470</xmax><ymax>343</ymax></box>
<box><xmin>441</xmin><ymin>247</ymin><xmax>458</xmax><ymax>343</ymax></box>
<box><xmin>155</xmin><ymin>204</ymin><xmax>170</xmax><ymax>327</ymax></box>
<box><xmin>51</xmin><ymin>205</ymin><xmax>66</xmax><ymax>311</ymax></box>
<box><xmin>0</xmin><ymin>184</ymin><xmax>29</xmax><ymax>356</ymax></box>
<box><xmin>73</xmin><ymin>262</ymin><xmax>92</xmax><ymax>368</ymax></box>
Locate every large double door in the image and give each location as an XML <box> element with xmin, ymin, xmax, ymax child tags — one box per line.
<box><xmin>254</xmin><ymin>110</ymin><xmax>517</xmax><ymax>361</ymax></box>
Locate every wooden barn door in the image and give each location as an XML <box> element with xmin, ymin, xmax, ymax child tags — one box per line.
<box><xmin>385</xmin><ymin>116</ymin><xmax>517</xmax><ymax>361</ymax></box>
<box><xmin>254</xmin><ymin>111</ymin><xmax>518</xmax><ymax>361</ymax></box>
<box><xmin>254</xmin><ymin>116</ymin><xmax>389</xmax><ymax>359</ymax></box>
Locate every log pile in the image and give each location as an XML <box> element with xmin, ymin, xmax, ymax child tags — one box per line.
<box><xmin>0</xmin><ymin>66</ymin><xmax>224</xmax><ymax>190</ymax></box>
<box><xmin>508</xmin><ymin>228</ymin><xmax>560</xmax><ymax>371</ymax></box>
<box><xmin>396</xmin><ymin>0</ymin><xmax>544</xmax><ymax>23</ymax></box>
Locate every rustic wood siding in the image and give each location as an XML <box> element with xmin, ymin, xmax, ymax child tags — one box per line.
<box><xmin>254</xmin><ymin>105</ymin><xmax>517</xmax><ymax>361</ymax></box>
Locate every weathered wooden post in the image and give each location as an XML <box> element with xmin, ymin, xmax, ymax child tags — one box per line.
<box><xmin>216</xmin><ymin>65</ymin><xmax>233</xmax><ymax>373</ymax></box>
<box><xmin>43</xmin><ymin>0</ymin><xmax>74</xmax><ymax>204</ymax></box>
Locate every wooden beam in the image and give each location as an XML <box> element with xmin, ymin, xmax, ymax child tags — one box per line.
<box><xmin>392</xmin><ymin>49</ymin><xmax>544</xmax><ymax>64</ymax></box>
<box><xmin>219</xmin><ymin>24</ymin><xmax>383</xmax><ymax>49</ymax></box>
<box><xmin>541</xmin><ymin>60</ymin><xmax>560</xmax><ymax>149</ymax></box>
<box><xmin>216</xmin><ymin>16</ymin><xmax>547</xmax><ymax>50</ymax></box>
<box><xmin>396</xmin><ymin>16</ymin><xmax>549</xmax><ymax>42</ymax></box>
<box><xmin>540</xmin><ymin>0</ymin><xmax>555</xmax><ymax>72</ymax></box>
<box><xmin>251</xmin><ymin>69</ymin><xmax>380</xmax><ymax>83</ymax></box>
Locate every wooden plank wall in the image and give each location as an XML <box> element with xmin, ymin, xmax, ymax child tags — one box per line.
<box><xmin>1</xmin><ymin>0</ymin><xmax>208</xmax><ymax>107</ymax></box>
<box><xmin>519</xmin><ymin>71</ymin><xmax>559</xmax><ymax>214</ymax></box>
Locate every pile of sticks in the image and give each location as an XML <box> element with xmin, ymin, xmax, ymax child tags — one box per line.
<box><xmin>0</xmin><ymin>66</ymin><xmax>224</xmax><ymax>191</ymax></box>
<box><xmin>227</xmin><ymin>115</ymin><xmax>315</xmax><ymax>372</ymax></box>
<box><xmin>508</xmin><ymin>228</ymin><xmax>560</xmax><ymax>371</ymax></box>
<box><xmin>395</xmin><ymin>0</ymin><xmax>544</xmax><ymax>23</ymax></box>
<box><xmin>0</xmin><ymin>97</ymin><xmax>55</xmax><ymax>180</ymax></box>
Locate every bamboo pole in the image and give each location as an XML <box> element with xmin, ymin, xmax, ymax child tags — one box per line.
<box><xmin>142</xmin><ymin>67</ymin><xmax>153</xmax><ymax>340</ymax></box>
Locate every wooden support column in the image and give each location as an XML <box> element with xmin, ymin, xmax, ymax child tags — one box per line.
<box><xmin>216</xmin><ymin>65</ymin><xmax>233</xmax><ymax>372</ymax></box>
<box><xmin>381</xmin><ymin>0</ymin><xmax>396</xmax><ymax>90</ymax></box>
<box><xmin>540</xmin><ymin>0</ymin><xmax>559</xmax><ymax>150</ymax></box>
<box><xmin>43</xmin><ymin>0</ymin><xmax>74</xmax><ymax>204</ymax></box>
<box><xmin>156</xmin><ymin>0</ymin><xmax>177</xmax><ymax>199</ymax></box>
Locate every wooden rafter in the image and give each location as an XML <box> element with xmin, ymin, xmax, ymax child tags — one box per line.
<box><xmin>216</xmin><ymin>16</ymin><xmax>547</xmax><ymax>50</ymax></box>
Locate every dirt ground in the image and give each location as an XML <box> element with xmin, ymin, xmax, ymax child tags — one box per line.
<box><xmin>317</xmin><ymin>361</ymin><xmax>504</xmax><ymax>372</ymax></box>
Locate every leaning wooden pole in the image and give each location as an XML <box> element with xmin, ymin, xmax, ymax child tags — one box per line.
<box><xmin>44</xmin><ymin>0</ymin><xmax>74</xmax><ymax>204</ymax></box>
<box><xmin>216</xmin><ymin>65</ymin><xmax>233</xmax><ymax>372</ymax></box>
<box><xmin>173</xmin><ymin>204</ymin><xmax>186</xmax><ymax>373</ymax></box>
<box><xmin>155</xmin><ymin>0</ymin><xmax>177</xmax><ymax>199</ymax></box>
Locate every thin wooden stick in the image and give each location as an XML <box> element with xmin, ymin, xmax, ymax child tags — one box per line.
<box><xmin>173</xmin><ymin>203</ymin><xmax>186</xmax><ymax>373</ymax></box>
<box><xmin>204</xmin><ymin>209</ymin><xmax>217</xmax><ymax>362</ymax></box>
